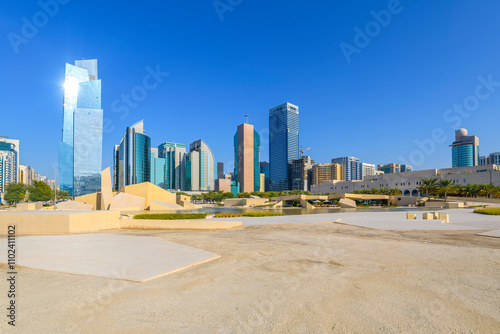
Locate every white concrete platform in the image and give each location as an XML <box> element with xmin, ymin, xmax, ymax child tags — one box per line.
<box><xmin>0</xmin><ymin>234</ymin><xmax>220</xmax><ymax>282</ymax></box>
<box><xmin>476</xmin><ymin>230</ymin><xmax>500</xmax><ymax>238</ymax></box>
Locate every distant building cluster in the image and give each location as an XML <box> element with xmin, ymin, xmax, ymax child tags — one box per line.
<box><xmin>113</xmin><ymin>120</ymin><xmax>216</xmax><ymax>193</ymax></box>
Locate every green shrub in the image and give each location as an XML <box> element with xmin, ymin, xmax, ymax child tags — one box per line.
<box><xmin>133</xmin><ymin>213</ymin><xmax>207</xmax><ymax>220</ymax></box>
<box><xmin>473</xmin><ymin>208</ymin><xmax>500</xmax><ymax>215</ymax></box>
<box><xmin>242</xmin><ymin>212</ymin><xmax>285</xmax><ymax>217</ymax></box>
<box><xmin>214</xmin><ymin>212</ymin><xmax>242</xmax><ymax>218</ymax></box>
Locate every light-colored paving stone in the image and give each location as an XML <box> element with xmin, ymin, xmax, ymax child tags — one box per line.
<box><xmin>0</xmin><ymin>234</ymin><xmax>220</xmax><ymax>282</ymax></box>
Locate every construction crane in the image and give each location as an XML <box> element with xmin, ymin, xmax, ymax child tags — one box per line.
<box><xmin>300</xmin><ymin>145</ymin><xmax>311</xmax><ymax>157</ymax></box>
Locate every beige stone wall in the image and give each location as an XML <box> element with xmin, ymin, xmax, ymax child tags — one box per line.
<box><xmin>0</xmin><ymin>211</ymin><xmax>120</xmax><ymax>235</ymax></box>
<box><xmin>121</xmin><ymin>219</ymin><xmax>242</xmax><ymax>230</ymax></box>
<box><xmin>75</xmin><ymin>193</ymin><xmax>100</xmax><ymax>210</ymax></box>
<box><xmin>122</xmin><ymin>182</ymin><xmax>177</xmax><ymax>208</ymax></box>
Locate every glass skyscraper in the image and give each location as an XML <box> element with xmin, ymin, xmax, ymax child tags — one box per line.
<box><xmin>332</xmin><ymin>156</ymin><xmax>361</xmax><ymax>181</ymax></box>
<box><xmin>0</xmin><ymin>137</ymin><xmax>19</xmax><ymax>195</ymax></box>
<box><xmin>186</xmin><ymin>139</ymin><xmax>216</xmax><ymax>191</ymax></box>
<box><xmin>58</xmin><ymin>59</ymin><xmax>103</xmax><ymax>197</ymax></box>
<box><xmin>114</xmin><ymin>120</ymin><xmax>151</xmax><ymax>190</ymax></box>
<box><xmin>269</xmin><ymin>102</ymin><xmax>299</xmax><ymax>191</ymax></box>
<box><xmin>450</xmin><ymin>128</ymin><xmax>479</xmax><ymax>168</ymax></box>
<box><xmin>158</xmin><ymin>142</ymin><xmax>187</xmax><ymax>190</ymax></box>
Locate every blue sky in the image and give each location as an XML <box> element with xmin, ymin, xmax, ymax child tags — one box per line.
<box><xmin>1</xmin><ymin>0</ymin><xmax>499</xmax><ymax>178</ymax></box>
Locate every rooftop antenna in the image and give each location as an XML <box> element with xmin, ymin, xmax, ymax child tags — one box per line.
<box><xmin>245</xmin><ymin>114</ymin><xmax>249</xmax><ymax>124</ymax></box>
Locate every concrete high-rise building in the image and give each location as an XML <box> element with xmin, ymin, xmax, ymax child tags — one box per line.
<box><xmin>479</xmin><ymin>156</ymin><xmax>488</xmax><ymax>166</ymax></box>
<box><xmin>479</xmin><ymin>152</ymin><xmax>500</xmax><ymax>166</ymax></box>
<box><xmin>289</xmin><ymin>156</ymin><xmax>315</xmax><ymax>191</ymax></box>
<box><xmin>269</xmin><ymin>102</ymin><xmax>299</xmax><ymax>191</ymax></box>
<box><xmin>186</xmin><ymin>139</ymin><xmax>215</xmax><ymax>191</ymax></box>
<box><xmin>312</xmin><ymin>163</ymin><xmax>342</xmax><ymax>186</ymax></box>
<box><xmin>332</xmin><ymin>156</ymin><xmax>361</xmax><ymax>181</ymax></box>
<box><xmin>0</xmin><ymin>137</ymin><xmax>19</xmax><ymax>195</ymax></box>
<box><xmin>234</xmin><ymin>122</ymin><xmax>261</xmax><ymax>193</ymax></box>
<box><xmin>361</xmin><ymin>163</ymin><xmax>376</xmax><ymax>180</ymax></box>
<box><xmin>58</xmin><ymin>59</ymin><xmax>103</xmax><ymax>197</ymax></box>
<box><xmin>377</xmin><ymin>163</ymin><xmax>412</xmax><ymax>174</ymax></box>
<box><xmin>19</xmin><ymin>164</ymin><xmax>36</xmax><ymax>186</ymax></box>
<box><xmin>158</xmin><ymin>142</ymin><xmax>187</xmax><ymax>190</ymax></box>
<box><xmin>450</xmin><ymin>128</ymin><xmax>479</xmax><ymax>168</ymax></box>
<box><xmin>114</xmin><ymin>120</ymin><xmax>151</xmax><ymax>191</ymax></box>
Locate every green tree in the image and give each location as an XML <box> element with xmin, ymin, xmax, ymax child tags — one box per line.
<box><xmin>4</xmin><ymin>183</ymin><xmax>27</xmax><ymax>203</ymax></box>
<box><xmin>437</xmin><ymin>180</ymin><xmax>454</xmax><ymax>202</ymax></box>
<box><xmin>388</xmin><ymin>188</ymin><xmax>402</xmax><ymax>196</ymax></box>
<box><xmin>418</xmin><ymin>178</ymin><xmax>438</xmax><ymax>197</ymax></box>
<box><xmin>479</xmin><ymin>183</ymin><xmax>496</xmax><ymax>198</ymax></box>
<box><xmin>56</xmin><ymin>190</ymin><xmax>70</xmax><ymax>200</ymax></box>
<box><xmin>29</xmin><ymin>181</ymin><xmax>53</xmax><ymax>202</ymax></box>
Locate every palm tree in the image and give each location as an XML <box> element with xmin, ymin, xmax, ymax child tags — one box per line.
<box><xmin>418</xmin><ymin>178</ymin><xmax>438</xmax><ymax>197</ymax></box>
<box><xmin>464</xmin><ymin>184</ymin><xmax>480</xmax><ymax>198</ymax></box>
<box><xmin>388</xmin><ymin>188</ymin><xmax>402</xmax><ymax>196</ymax></box>
<box><xmin>479</xmin><ymin>183</ymin><xmax>496</xmax><ymax>198</ymax></box>
<box><xmin>437</xmin><ymin>180</ymin><xmax>454</xmax><ymax>202</ymax></box>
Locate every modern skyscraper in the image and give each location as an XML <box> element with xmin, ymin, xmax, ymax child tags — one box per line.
<box><xmin>19</xmin><ymin>164</ymin><xmax>36</xmax><ymax>186</ymax></box>
<box><xmin>114</xmin><ymin>120</ymin><xmax>151</xmax><ymax>190</ymax></box>
<box><xmin>217</xmin><ymin>162</ymin><xmax>225</xmax><ymax>180</ymax></box>
<box><xmin>234</xmin><ymin>121</ymin><xmax>261</xmax><ymax>193</ymax></box>
<box><xmin>332</xmin><ymin>156</ymin><xmax>361</xmax><ymax>181</ymax></box>
<box><xmin>150</xmin><ymin>147</ymin><xmax>166</xmax><ymax>189</ymax></box>
<box><xmin>289</xmin><ymin>156</ymin><xmax>315</xmax><ymax>191</ymax></box>
<box><xmin>260</xmin><ymin>161</ymin><xmax>270</xmax><ymax>192</ymax></box>
<box><xmin>269</xmin><ymin>102</ymin><xmax>299</xmax><ymax>191</ymax></box>
<box><xmin>0</xmin><ymin>136</ymin><xmax>19</xmax><ymax>195</ymax></box>
<box><xmin>377</xmin><ymin>163</ymin><xmax>412</xmax><ymax>174</ymax></box>
<box><xmin>58</xmin><ymin>59</ymin><xmax>103</xmax><ymax>197</ymax></box>
<box><xmin>186</xmin><ymin>139</ymin><xmax>216</xmax><ymax>191</ymax></box>
<box><xmin>479</xmin><ymin>152</ymin><xmax>500</xmax><ymax>166</ymax></box>
<box><xmin>361</xmin><ymin>163</ymin><xmax>376</xmax><ymax>179</ymax></box>
<box><xmin>450</xmin><ymin>128</ymin><xmax>479</xmax><ymax>168</ymax></box>
<box><xmin>158</xmin><ymin>142</ymin><xmax>187</xmax><ymax>190</ymax></box>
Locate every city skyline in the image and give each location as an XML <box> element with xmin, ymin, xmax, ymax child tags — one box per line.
<box><xmin>2</xmin><ymin>1</ymin><xmax>500</xmax><ymax>179</ymax></box>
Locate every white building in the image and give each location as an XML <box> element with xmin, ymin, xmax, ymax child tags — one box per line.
<box><xmin>0</xmin><ymin>137</ymin><xmax>19</xmax><ymax>195</ymax></box>
<box><xmin>19</xmin><ymin>164</ymin><xmax>37</xmax><ymax>186</ymax></box>
<box><xmin>361</xmin><ymin>163</ymin><xmax>376</xmax><ymax>180</ymax></box>
<box><xmin>312</xmin><ymin>164</ymin><xmax>500</xmax><ymax>196</ymax></box>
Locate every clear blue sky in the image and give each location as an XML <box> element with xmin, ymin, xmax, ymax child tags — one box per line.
<box><xmin>1</xmin><ymin>0</ymin><xmax>499</xmax><ymax>178</ymax></box>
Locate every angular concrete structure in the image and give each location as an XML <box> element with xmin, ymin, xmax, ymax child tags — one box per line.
<box><xmin>122</xmin><ymin>182</ymin><xmax>177</xmax><ymax>209</ymax></box>
<box><xmin>109</xmin><ymin>193</ymin><xmax>146</xmax><ymax>211</ymax></box>
<box><xmin>101</xmin><ymin>167</ymin><xmax>113</xmax><ymax>210</ymax></box>
<box><xmin>56</xmin><ymin>201</ymin><xmax>94</xmax><ymax>210</ymax></box>
<box><xmin>148</xmin><ymin>200</ymin><xmax>185</xmax><ymax>211</ymax></box>
<box><xmin>16</xmin><ymin>202</ymin><xmax>43</xmax><ymax>211</ymax></box>
<box><xmin>339</xmin><ymin>198</ymin><xmax>357</xmax><ymax>208</ymax></box>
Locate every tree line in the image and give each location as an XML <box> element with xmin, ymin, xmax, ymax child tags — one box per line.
<box><xmin>2</xmin><ymin>181</ymin><xmax>70</xmax><ymax>204</ymax></box>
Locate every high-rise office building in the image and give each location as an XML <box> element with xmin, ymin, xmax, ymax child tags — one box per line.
<box><xmin>260</xmin><ymin>161</ymin><xmax>270</xmax><ymax>192</ymax></box>
<box><xmin>217</xmin><ymin>162</ymin><xmax>225</xmax><ymax>180</ymax></box>
<box><xmin>19</xmin><ymin>164</ymin><xmax>36</xmax><ymax>186</ymax></box>
<box><xmin>269</xmin><ymin>102</ymin><xmax>299</xmax><ymax>191</ymax></box>
<box><xmin>58</xmin><ymin>59</ymin><xmax>103</xmax><ymax>197</ymax></box>
<box><xmin>312</xmin><ymin>163</ymin><xmax>342</xmax><ymax>185</ymax></box>
<box><xmin>186</xmin><ymin>139</ymin><xmax>216</xmax><ymax>191</ymax></box>
<box><xmin>479</xmin><ymin>152</ymin><xmax>500</xmax><ymax>166</ymax></box>
<box><xmin>158</xmin><ymin>142</ymin><xmax>187</xmax><ymax>190</ymax></box>
<box><xmin>114</xmin><ymin>120</ymin><xmax>151</xmax><ymax>190</ymax></box>
<box><xmin>150</xmin><ymin>147</ymin><xmax>166</xmax><ymax>189</ymax></box>
<box><xmin>0</xmin><ymin>137</ymin><xmax>19</xmax><ymax>195</ymax></box>
<box><xmin>289</xmin><ymin>156</ymin><xmax>315</xmax><ymax>191</ymax></box>
<box><xmin>450</xmin><ymin>128</ymin><xmax>479</xmax><ymax>168</ymax></box>
<box><xmin>332</xmin><ymin>156</ymin><xmax>361</xmax><ymax>181</ymax></box>
<box><xmin>234</xmin><ymin>122</ymin><xmax>261</xmax><ymax>193</ymax></box>
<box><xmin>377</xmin><ymin>163</ymin><xmax>412</xmax><ymax>174</ymax></box>
<box><xmin>361</xmin><ymin>163</ymin><xmax>376</xmax><ymax>180</ymax></box>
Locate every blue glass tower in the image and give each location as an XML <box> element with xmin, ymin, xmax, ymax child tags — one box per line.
<box><xmin>58</xmin><ymin>59</ymin><xmax>103</xmax><ymax>197</ymax></box>
<box><xmin>450</xmin><ymin>128</ymin><xmax>479</xmax><ymax>168</ymax></box>
<box><xmin>332</xmin><ymin>157</ymin><xmax>361</xmax><ymax>181</ymax></box>
<box><xmin>269</xmin><ymin>102</ymin><xmax>299</xmax><ymax>191</ymax></box>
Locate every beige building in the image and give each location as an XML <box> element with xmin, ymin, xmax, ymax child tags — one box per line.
<box><xmin>234</xmin><ymin>121</ymin><xmax>260</xmax><ymax>193</ymax></box>
<box><xmin>260</xmin><ymin>173</ymin><xmax>265</xmax><ymax>192</ymax></box>
<box><xmin>215</xmin><ymin>178</ymin><xmax>232</xmax><ymax>193</ymax></box>
<box><xmin>312</xmin><ymin>164</ymin><xmax>500</xmax><ymax>196</ymax></box>
<box><xmin>312</xmin><ymin>163</ymin><xmax>343</xmax><ymax>185</ymax></box>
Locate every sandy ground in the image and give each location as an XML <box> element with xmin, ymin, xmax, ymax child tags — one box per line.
<box><xmin>1</xmin><ymin>222</ymin><xmax>499</xmax><ymax>333</ymax></box>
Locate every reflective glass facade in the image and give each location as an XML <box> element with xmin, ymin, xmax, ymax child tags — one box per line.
<box><xmin>58</xmin><ymin>60</ymin><xmax>103</xmax><ymax>197</ymax></box>
<box><xmin>332</xmin><ymin>157</ymin><xmax>361</xmax><ymax>181</ymax></box>
<box><xmin>158</xmin><ymin>142</ymin><xmax>186</xmax><ymax>190</ymax></box>
<box><xmin>0</xmin><ymin>138</ymin><xmax>19</xmax><ymax>194</ymax></box>
<box><xmin>269</xmin><ymin>103</ymin><xmax>299</xmax><ymax>191</ymax></box>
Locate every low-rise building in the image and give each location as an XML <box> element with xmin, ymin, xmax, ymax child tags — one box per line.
<box><xmin>312</xmin><ymin>164</ymin><xmax>500</xmax><ymax>196</ymax></box>
<box><xmin>312</xmin><ymin>163</ymin><xmax>342</xmax><ymax>185</ymax></box>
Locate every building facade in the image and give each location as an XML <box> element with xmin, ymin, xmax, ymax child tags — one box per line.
<box><xmin>150</xmin><ymin>147</ymin><xmax>166</xmax><ymax>189</ymax></box>
<box><xmin>289</xmin><ymin>156</ymin><xmax>315</xmax><ymax>191</ymax></box>
<box><xmin>450</xmin><ymin>128</ymin><xmax>479</xmax><ymax>168</ymax></box>
<box><xmin>361</xmin><ymin>163</ymin><xmax>376</xmax><ymax>180</ymax></box>
<box><xmin>186</xmin><ymin>139</ymin><xmax>215</xmax><ymax>192</ymax></box>
<box><xmin>158</xmin><ymin>142</ymin><xmax>187</xmax><ymax>190</ymax></box>
<box><xmin>312</xmin><ymin>164</ymin><xmax>500</xmax><ymax>196</ymax></box>
<box><xmin>19</xmin><ymin>164</ymin><xmax>36</xmax><ymax>186</ymax></box>
<box><xmin>260</xmin><ymin>161</ymin><xmax>270</xmax><ymax>192</ymax></box>
<box><xmin>269</xmin><ymin>102</ymin><xmax>299</xmax><ymax>191</ymax></box>
<box><xmin>234</xmin><ymin>122</ymin><xmax>261</xmax><ymax>193</ymax></box>
<box><xmin>332</xmin><ymin>156</ymin><xmax>361</xmax><ymax>181</ymax></box>
<box><xmin>312</xmin><ymin>163</ymin><xmax>342</xmax><ymax>186</ymax></box>
<box><xmin>58</xmin><ymin>59</ymin><xmax>103</xmax><ymax>197</ymax></box>
<box><xmin>479</xmin><ymin>152</ymin><xmax>500</xmax><ymax>166</ymax></box>
<box><xmin>377</xmin><ymin>163</ymin><xmax>413</xmax><ymax>174</ymax></box>
<box><xmin>0</xmin><ymin>137</ymin><xmax>19</xmax><ymax>195</ymax></box>
<box><xmin>114</xmin><ymin>120</ymin><xmax>151</xmax><ymax>191</ymax></box>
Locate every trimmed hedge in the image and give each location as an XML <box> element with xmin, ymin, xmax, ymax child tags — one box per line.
<box><xmin>242</xmin><ymin>212</ymin><xmax>285</xmax><ymax>217</ymax></box>
<box><xmin>133</xmin><ymin>213</ymin><xmax>207</xmax><ymax>220</ymax></box>
<box><xmin>473</xmin><ymin>208</ymin><xmax>500</xmax><ymax>215</ymax></box>
<box><xmin>215</xmin><ymin>213</ymin><xmax>242</xmax><ymax>218</ymax></box>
